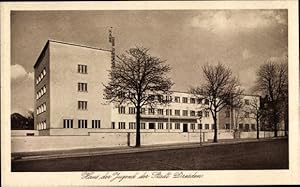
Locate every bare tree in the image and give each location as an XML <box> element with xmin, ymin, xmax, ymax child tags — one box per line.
<box><xmin>191</xmin><ymin>63</ymin><xmax>243</xmax><ymax>143</ymax></box>
<box><xmin>254</xmin><ymin>60</ymin><xmax>288</xmax><ymax>137</ymax></box>
<box><xmin>104</xmin><ymin>46</ymin><xmax>173</xmax><ymax>147</ymax></box>
<box><xmin>244</xmin><ymin>97</ymin><xmax>263</xmax><ymax>139</ymax></box>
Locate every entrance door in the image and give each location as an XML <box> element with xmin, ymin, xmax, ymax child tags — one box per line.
<box><xmin>183</xmin><ymin>124</ymin><xmax>188</xmax><ymax>132</ymax></box>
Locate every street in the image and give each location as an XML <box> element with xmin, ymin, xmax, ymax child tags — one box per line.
<box><xmin>12</xmin><ymin>139</ymin><xmax>288</xmax><ymax>171</ymax></box>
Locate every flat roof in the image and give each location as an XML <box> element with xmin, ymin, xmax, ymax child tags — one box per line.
<box><xmin>33</xmin><ymin>39</ymin><xmax>111</xmax><ymax>68</ymax></box>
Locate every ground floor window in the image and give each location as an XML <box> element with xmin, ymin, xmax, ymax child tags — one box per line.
<box><xmin>78</xmin><ymin>119</ymin><xmax>87</xmax><ymax>128</ymax></box>
<box><xmin>245</xmin><ymin>124</ymin><xmax>250</xmax><ymax>131</ymax></box>
<box><xmin>225</xmin><ymin>124</ymin><xmax>230</xmax><ymax>129</ymax></box>
<box><xmin>175</xmin><ymin>123</ymin><xmax>180</xmax><ymax>129</ymax></box>
<box><xmin>167</xmin><ymin>122</ymin><xmax>172</xmax><ymax>129</ymax></box>
<box><xmin>205</xmin><ymin>124</ymin><xmax>209</xmax><ymax>129</ymax></box>
<box><xmin>239</xmin><ymin>124</ymin><xmax>243</xmax><ymax>130</ymax></box>
<box><xmin>118</xmin><ymin>122</ymin><xmax>126</xmax><ymax>129</ymax></box>
<box><xmin>190</xmin><ymin>123</ymin><xmax>195</xmax><ymax>130</ymax></box>
<box><xmin>198</xmin><ymin>123</ymin><xmax>202</xmax><ymax>129</ymax></box>
<box><xmin>158</xmin><ymin>122</ymin><xmax>164</xmax><ymax>129</ymax></box>
<box><xmin>129</xmin><ymin>122</ymin><xmax>136</xmax><ymax>129</ymax></box>
<box><xmin>149</xmin><ymin>123</ymin><xmax>155</xmax><ymax>129</ymax></box>
<box><xmin>111</xmin><ymin>122</ymin><xmax>115</xmax><ymax>129</ymax></box>
<box><xmin>251</xmin><ymin>124</ymin><xmax>256</xmax><ymax>130</ymax></box>
<box><xmin>92</xmin><ymin>120</ymin><xmax>101</xmax><ymax>128</ymax></box>
<box><xmin>141</xmin><ymin>123</ymin><xmax>146</xmax><ymax>129</ymax></box>
<box><xmin>63</xmin><ymin>119</ymin><xmax>73</xmax><ymax>128</ymax></box>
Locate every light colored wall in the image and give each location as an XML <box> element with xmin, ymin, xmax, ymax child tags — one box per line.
<box><xmin>11</xmin><ymin>130</ymin><xmax>286</xmax><ymax>153</ymax></box>
<box><xmin>11</xmin><ymin>130</ymin><xmax>39</xmax><ymax>136</ymax></box>
<box><xmin>49</xmin><ymin>41</ymin><xmax>111</xmax><ymax>130</ymax></box>
<box><xmin>12</xmin><ymin>132</ymin><xmax>128</xmax><ymax>153</ymax></box>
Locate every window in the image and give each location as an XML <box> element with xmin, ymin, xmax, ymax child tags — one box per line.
<box><xmin>190</xmin><ymin>123</ymin><xmax>195</xmax><ymax>130</ymax></box>
<box><xmin>37</xmin><ymin>120</ymin><xmax>47</xmax><ymax>130</ymax></box>
<box><xmin>149</xmin><ymin>123</ymin><xmax>155</xmax><ymax>129</ymax></box>
<box><xmin>245</xmin><ymin>124</ymin><xmax>250</xmax><ymax>131</ymax></box>
<box><xmin>78</xmin><ymin>82</ymin><xmax>88</xmax><ymax>92</ymax></box>
<box><xmin>148</xmin><ymin>108</ymin><xmax>155</xmax><ymax>115</ymax></box>
<box><xmin>78</xmin><ymin>64</ymin><xmax>87</xmax><ymax>74</ymax></box>
<box><xmin>78</xmin><ymin>119</ymin><xmax>87</xmax><ymax>128</ymax></box>
<box><xmin>78</xmin><ymin>101</ymin><xmax>87</xmax><ymax>110</ymax></box>
<box><xmin>92</xmin><ymin>120</ymin><xmax>101</xmax><ymax>128</ymax></box>
<box><xmin>118</xmin><ymin>122</ymin><xmax>126</xmax><ymax>129</ymax></box>
<box><xmin>166</xmin><ymin>109</ymin><xmax>172</xmax><ymax>116</ymax></box>
<box><xmin>112</xmin><ymin>122</ymin><xmax>115</xmax><ymax>129</ymax></box>
<box><xmin>141</xmin><ymin>123</ymin><xmax>146</xmax><ymax>129</ymax></box>
<box><xmin>175</xmin><ymin>123</ymin><xmax>180</xmax><ymax>129</ymax></box>
<box><xmin>118</xmin><ymin>106</ymin><xmax>125</xmax><ymax>114</ymax></box>
<box><xmin>245</xmin><ymin>112</ymin><xmax>250</xmax><ymax>118</ymax></box>
<box><xmin>141</xmin><ymin>108</ymin><xmax>146</xmax><ymax>114</ymax></box>
<box><xmin>190</xmin><ymin>98</ymin><xmax>196</xmax><ymax>104</ymax></box>
<box><xmin>129</xmin><ymin>107</ymin><xmax>136</xmax><ymax>114</ymax></box>
<box><xmin>175</xmin><ymin>110</ymin><xmax>180</xmax><ymax>116</ymax></box>
<box><xmin>197</xmin><ymin>98</ymin><xmax>202</xmax><ymax>104</ymax></box>
<box><xmin>37</xmin><ymin>85</ymin><xmax>47</xmax><ymax>100</ymax></box>
<box><xmin>245</xmin><ymin>99</ymin><xmax>249</xmax><ymax>105</ymax></box>
<box><xmin>239</xmin><ymin>124</ymin><xmax>243</xmax><ymax>130</ymax></box>
<box><xmin>36</xmin><ymin>68</ymin><xmax>46</xmax><ymax>85</ymax></box>
<box><xmin>37</xmin><ymin>102</ymin><xmax>47</xmax><ymax>115</ymax></box>
<box><xmin>225</xmin><ymin>111</ymin><xmax>230</xmax><ymax>118</ymax></box>
<box><xmin>175</xmin><ymin>97</ymin><xmax>180</xmax><ymax>103</ymax></box>
<box><xmin>167</xmin><ymin>122</ymin><xmax>173</xmax><ymax>129</ymax></box>
<box><xmin>198</xmin><ymin>124</ymin><xmax>202</xmax><ymax>129</ymax></box>
<box><xmin>211</xmin><ymin>124</ymin><xmax>215</xmax><ymax>129</ymax></box>
<box><xmin>204</xmin><ymin>111</ymin><xmax>210</xmax><ymax>117</ymax></box>
<box><xmin>157</xmin><ymin>109</ymin><xmax>164</xmax><ymax>115</ymax></box>
<box><xmin>183</xmin><ymin>97</ymin><xmax>188</xmax><ymax>103</ymax></box>
<box><xmin>158</xmin><ymin>123</ymin><xmax>164</xmax><ymax>129</ymax></box>
<box><xmin>63</xmin><ymin>119</ymin><xmax>73</xmax><ymax>128</ymax></box>
<box><xmin>225</xmin><ymin>124</ymin><xmax>230</xmax><ymax>129</ymax></box>
<box><xmin>197</xmin><ymin>111</ymin><xmax>203</xmax><ymax>117</ymax></box>
<box><xmin>205</xmin><ymin>124</ymin><xmax>210</xmax><ymax>129</ymax></box>
<box><xmin>190</xmin><ymin>110</ymin><xmax>195</xmax><ymax>116</ymax></box>
<box><xmin>251</xmin><ymin>124</ymin><xmax>256</xmax><ymax>130</ymax></box>
<box><xmin>183</xmin><ymin>110</ymin><xmax>188</xmax><ymax>116</ymax></box>
<box><xmin>129</xmin><ymin>122</ymin><xmax>136</xmax><ymax>129</ymax></box>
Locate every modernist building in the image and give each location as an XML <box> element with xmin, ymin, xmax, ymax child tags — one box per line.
<box><xmin>34</xmin><ymin>39</ymin><xmax>259</xmax><ymax>136</ymax></box>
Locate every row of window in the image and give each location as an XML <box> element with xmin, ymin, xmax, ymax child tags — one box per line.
<box><xmin>36</xmin><ymin>85</ymin><xmax>47</xmax><ymax>100</ymax></box>
<box><xmin>36</xmin><ymin>103</ymin><xmax>46</xmax><ymax>115</ymax></box>
<box><xmin>113</xmin><ymin>122</ymin><xmax>214</xmax><ymax>130</ymax></box>
<box><xmin>225</xmin><ymin>111</ymin><xmax>250</xmax><ymax>118</ymax></box>
<box><xmin>118</xmin><ymin>106</ymin><xmax>210</xmax><ymax>117</ymax></box>
<box><xmin>36</xmin><ymin>68</ymin><xmax>46</xmax><ymax>85</ymax></box>
<box><xmin>37</xmin><ymin>120</ymin><xmax>47</xmax><ymax>130</ymax></box>
<box><xmin>63</xmin><ymin>119</ymin><xmax>101</xmax><ymax>128</ymax></box>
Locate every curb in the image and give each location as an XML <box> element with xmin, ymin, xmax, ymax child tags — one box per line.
<box><xmin>12</xmin><ymin>137</ymin><xmax>287</xmax><ymax>162</ymax></box>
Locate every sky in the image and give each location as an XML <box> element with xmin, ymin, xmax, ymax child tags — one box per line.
<box><xmin>10</xmin><ymin>10</ymin><xmax>288</xmax><ymax>115</ymax></box>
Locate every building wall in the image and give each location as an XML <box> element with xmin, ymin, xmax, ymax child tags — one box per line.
<box><xmin>34</xmin><ymin>44</ymin><xmax>50</xmax><ymax>135</ymax></box>
<box><xmin>111</xmin><ymin>91</ymin><xmax>215</xmax><ymax>132</ymax></box>
<box><xmin>48</xmin><ymin>41</ymin><xmax>112</xmax><ymax>132</ymax></box>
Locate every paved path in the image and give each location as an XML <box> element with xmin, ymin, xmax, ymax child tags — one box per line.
<box><xmin>11</xmin><ymin>138</ymin><xmax>288</xmax><ymax>171</ymax></box>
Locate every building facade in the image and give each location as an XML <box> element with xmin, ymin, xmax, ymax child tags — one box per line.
<box><xmin>34</xmin><ymin>40</ymin><xmax>259</xmax><ymax>136</ymax></box>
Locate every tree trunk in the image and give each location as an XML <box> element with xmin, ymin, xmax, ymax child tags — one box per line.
<box><xmin>136</xmin><ymin>105</ymin><xmax>141</xmax><ymax>147</ymax></box>
<box><xmin>256</xmin><ymin>117</ymin><xmax>259</xmax><ymax>139</ymax></box>
<box><xmin>213</xmin><ymin>115</ymin><xmax>218</xmax><ymax>143</ymax></box>
<box><xmin>273</xmin><ymin>110</ymin><xmax>278</xmax><ymax>137</ymax></box>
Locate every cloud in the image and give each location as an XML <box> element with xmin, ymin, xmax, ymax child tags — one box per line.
<box><xmin>11</xmin><ymin>64</ymin><xmax>33</xmax><ymax>80</ymax></box>
<box><xmin>190</xmin><ymin>10</ymin><xmax>287</xmax><ymax>34</ymax></box>
<box><xmin>242</xmin><ymin>48</ymin><xmax>253</xmax><ymax>60</ymax></box>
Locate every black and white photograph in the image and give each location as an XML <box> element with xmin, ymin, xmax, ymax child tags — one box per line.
<box><xmin>1</xmin><ymin>1</ymin><xmax>299</xmax><ymax>186</ymax></box>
